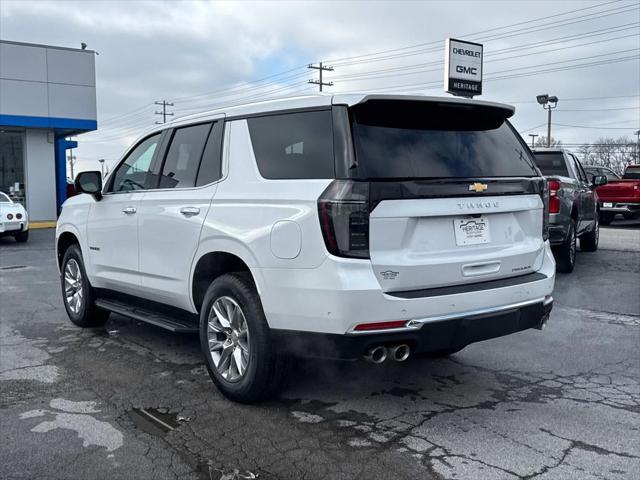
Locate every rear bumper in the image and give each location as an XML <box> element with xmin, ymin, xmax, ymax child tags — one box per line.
<box><xmin>0</xmin><ymin>221</ymin><xmax>27</xmax><ymax>235</ymax></box>
<box><xmin>599</xmin><ymin>202</ymin><xmax>640</xmax><ymax>214</ymax></box>
<box><xmin>254</xmin><ymin>241</ymin><xmax>556</xmax><ymax>336</ymax></box>
<box><xmin>272</xmin><ymin>296</ymin><xmax>553</xmax><ymax>359</ymax></box>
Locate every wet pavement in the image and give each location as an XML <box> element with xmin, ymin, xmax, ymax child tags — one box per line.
<box><xmin>1</xmin><ymin>226</ymin><xmax>638</xmax><ymax>480</ymax></box>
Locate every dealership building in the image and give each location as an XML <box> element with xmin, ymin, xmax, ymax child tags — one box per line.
<box><xmin>0</xmin><ymin>40</ymin><xmax>97</xmax><ymax>222</ymax></box>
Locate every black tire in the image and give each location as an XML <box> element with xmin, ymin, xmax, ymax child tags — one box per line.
<box><xmin>554</xmin><ymin>219</ymin><xmax>577</xmax><ymax>273</ymax></box>
<box><xmin>60</xmin><ymin>244</ymin><xmax>110</xmax><ymax>327</ymax></box>
<box><xmin>14</xmin><ymin>230</ymin><xmax>29</xmax><ymax>243</ymax></box>
<box><xmin>199</xmin><ymin>273</ymin><xmax>285</xmax><ymax>403</ymax></box>
<box><xmin>580</xmin><ymin>215</ymin><xmax>599</xmax><ymax>252</ymax></box>
<box><xmin>599</xmin><ymin>212</ymin><xmax>614</xmax><ymax>225</ymax></box>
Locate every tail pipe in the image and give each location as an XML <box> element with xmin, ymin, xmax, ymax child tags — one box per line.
<box><xmin>390</xmin><ymin>344</ymin><xmax>411</xmax><ymax>362</ymax></box>
<box><xmin>363</xmin><ymin>346</ymin><xmax>388</xmax><ymax>364</ymax></box>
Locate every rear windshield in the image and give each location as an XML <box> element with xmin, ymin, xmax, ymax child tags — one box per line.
<box><xmin>623</xmin><ymin>166</ymin><xmax>640</xmax><ymax>179</ymax></box>
<box><xmin>533</xmin><ymin>152</ymin><xmax>569</xmax><ymax>177</ymax></box>
<box><xmin>348</xmin><ymin>100</ymin><xmax>538</xmax><ymax>179</ymax></box>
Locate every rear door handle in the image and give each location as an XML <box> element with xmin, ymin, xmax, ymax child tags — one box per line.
<box><xmin>180</xmin><ymin>206</ymin><xmax>200</xmax><ymax>217</ymax></box>
<box><xmin>122</xmin><ymin>206</ymin><xmax>137</xmax><ymax>215</ymax></box>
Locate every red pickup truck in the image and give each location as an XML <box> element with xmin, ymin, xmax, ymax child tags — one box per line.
<box><xmin>584</xmin><ymin>164</ymin><xmax>640</xmax><ymax>224</ymax></box>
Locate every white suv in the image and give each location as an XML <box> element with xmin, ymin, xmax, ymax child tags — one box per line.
<box><xmin>56</xmin><ymin>94</ymin><xmax>555</xmax><ymax>402</ymax></box>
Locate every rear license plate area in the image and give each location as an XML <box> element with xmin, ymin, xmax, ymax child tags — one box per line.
<box><xmin>454</xmin><ymin>216</ymin><xmax>491</xmax><ymax>246</ymax></box>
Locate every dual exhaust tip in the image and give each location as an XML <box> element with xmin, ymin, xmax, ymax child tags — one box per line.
<box><xmin>363</xmin><ymin>344</ymin><xmax>410</xmax><ymax>364</ymax></box>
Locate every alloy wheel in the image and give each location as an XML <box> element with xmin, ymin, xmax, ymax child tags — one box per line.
<box><xmin>64</xmin><ymin>259</ymin><xmax>84</xmax><ymax>314</ymax></box>
<box><xmin>207</xmin><ymin>296</ymin><xmax>250</xmax><ymax>382</ymax></box>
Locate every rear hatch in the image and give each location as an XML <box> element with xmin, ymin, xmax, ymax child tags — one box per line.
<box><xmin>348</xmin><ymin>99</ymin><xmax>545</xmax><ymax>293</ymax></box>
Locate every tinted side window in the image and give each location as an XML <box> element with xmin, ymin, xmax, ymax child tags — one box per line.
<box><xmin>158</xmin><ymin>123</ymin><xmax>212</xmax><ymax>189</ymax></box>
<box><xmin>532</xmin><ymin>153</ymin><xmax>569</xmax><ymax>177</ymax></box>
<box><xmin>110</xmin><ymin>133</ymin><xmax>161</xmax><ymax>192</ymax></box>
<box><xmin>247</xmin><ymin>110</ymin><xmax>334</xmax><ymax>179</ymax></box>
<box><xmin>196</xmin><ymin>121</ymin><xmax>224</xmax><ymax>186</ymax></box>
<box><xmin>573</xmin><ymin>157</ymin><xmax>587</xmax><ymax>182</ymax></box>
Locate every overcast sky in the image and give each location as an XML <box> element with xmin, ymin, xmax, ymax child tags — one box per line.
<box><xmin>1</xmin><ymin>0</ymin><xmax>639</xmax><ymax>174</ymax></box>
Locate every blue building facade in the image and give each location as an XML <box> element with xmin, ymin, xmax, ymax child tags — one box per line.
<box><xmin>0</xmin><ymin>40</ymin><xmax>97</xmax><ymax>221</ymax></box>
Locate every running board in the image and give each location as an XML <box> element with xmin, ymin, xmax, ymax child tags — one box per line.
<box><xmin>95</xmin><ymin>298</ymin><xmax>199</xmax><ymax>333</ymax></box>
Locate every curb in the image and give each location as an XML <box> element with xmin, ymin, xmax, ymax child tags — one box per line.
<box><xmin>29</xmin><ymin>221</ymin><xmax>57</xmax><ymax>229</ymax></box>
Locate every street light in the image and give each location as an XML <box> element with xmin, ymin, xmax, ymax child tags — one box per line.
<box><xmin>536</xmin><ymin>93</ymin><xmax>558</xmax><ymax>147</ymax></box>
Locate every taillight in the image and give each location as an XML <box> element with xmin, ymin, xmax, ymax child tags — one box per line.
<box><xmin>548</xmin><ymin>179</ymin><xmax>561</xmax><ymax>214</ymax></box>
<box><xmin>541</xmin><ymin>179</ymin><xmax>549</xmax><ymax>241</ymax></box>
<box><xmin>318</xmin><ymin>180</ymin><xmax>370</xmax><ymax>259</ymax></box>
<box><xmin>354</xmin><ymin>320</ymin><xmax>407</xmax><ymax>331</ymax></box>
<box><xmin>6</xmin><ymin>213</ymin><xmax>13</xmax><ymax>220</ymax></box>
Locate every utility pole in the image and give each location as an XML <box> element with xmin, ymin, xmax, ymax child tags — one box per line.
<box><xmin>67</xmin><ymin>152</ymin><xmax>76</xmax><ymax>179</ymax></box>
<box><xmin>635</xmin><ymin>129</ymin><xmax>640</xmax><ymax>163</ymax></box>
<box><xmin>536</xmin><ymin>94</ymin><xmax>558</xmax><ymax>148</ymax></box>
<box><xmin>528</xmin><ymin>134</ymin><xmax>539</xmax><ymax>149</ymax></box>
<box><xmin>308</xmin><ymin>62</ymin><xmax>334</xmax><ymax>92</ymax></box>
<box><xmin>155</xmin><ymin>100</ymin><xmax>174</xmax><ymax>124</ymax></box>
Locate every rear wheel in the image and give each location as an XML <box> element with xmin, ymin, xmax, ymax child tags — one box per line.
<box><xmin>580</xmin><ymin>215</ymin><xmax>599</xmax><ymax>252</ymax></box>
<box><xmin>200</xmin><ymin>273</ymin><xmax>285</xmax><ymax>403</ymax></box>
<box><xmin>14</xmin><ymin>230</ymin><xmax>28</xmax><ymax>243</ymax></box>
<box><xmin>554</xmin><ymin>219</ymin><xmax>577</xmax><ymax>273</ymax></box>
<box><xmin>599</xmin><ymin>212</ymin><xmax>614</xmax><ymax>225</ymax></box>
<box><xmin>60</xmin><ymin>244</ymin><xmax>110</xmax><ymax>327</ymax></box>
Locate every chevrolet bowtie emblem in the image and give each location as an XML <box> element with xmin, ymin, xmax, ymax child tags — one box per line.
<box><xmin>469</xmin><ymin>182</ymin><xmax>488</xmax><ymax>193</ymax></box>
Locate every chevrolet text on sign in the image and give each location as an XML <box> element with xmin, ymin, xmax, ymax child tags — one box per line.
<box><xmin>444</xmin><ymin>38</ymin><xmax>483</xmax><ymax>97</ymax></box>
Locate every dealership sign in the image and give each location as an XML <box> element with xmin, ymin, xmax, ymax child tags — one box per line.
<box><xmin>444</xmin><ymin>38</ymin><xmax>483</xmax><ymax>98</ymax></box>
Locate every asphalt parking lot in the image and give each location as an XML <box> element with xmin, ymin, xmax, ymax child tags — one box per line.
<box><xmin>1</xmin><ymin>223</ymin><xmax>639</xmax><ymax>480</ymax></box>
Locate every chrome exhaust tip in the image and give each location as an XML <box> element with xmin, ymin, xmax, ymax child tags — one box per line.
<box><xmin>363</xmin><ymin>346</ymin><xmax>388</xmax><ymax>364</ymax></box>
<box><xmin>390</xmin><ymin>344</ymin><xmax>411</xmax><ymax>362</ymax></box>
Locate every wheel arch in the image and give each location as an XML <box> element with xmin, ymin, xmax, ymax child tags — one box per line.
<box><xmin>57</xmin><ymin>230</ymin><xmax>81</xmax><ymax>269</ymax></box>
<box><xmin>191</xmin><ymin>250</ymin><xmax>257</xmax><ymax>314</ymax></box>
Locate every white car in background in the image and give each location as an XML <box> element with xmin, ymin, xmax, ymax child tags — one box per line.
<box><xmin>0</xmin><ymin>192</ymin><xmax>29</xmax><ymax>243</ymax></box>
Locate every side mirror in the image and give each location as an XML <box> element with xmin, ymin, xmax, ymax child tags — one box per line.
<box><xmin>74</xmin><ymin>171</ymin><xmax>103</xmax><ymax>200</ymax></box>
<box><xmin>592</xmin><ymin>175</ymin><xmax>607</xmax><ymax>187</ymax></box>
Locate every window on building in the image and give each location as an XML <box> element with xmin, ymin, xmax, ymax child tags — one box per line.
<box><xmin>0</xmin><ymin>131</ymin><xmax>25</xmax><ymax>205</ymax></box>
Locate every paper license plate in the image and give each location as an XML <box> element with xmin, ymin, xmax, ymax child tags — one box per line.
<box><xmin>454</xmin><ymin>216</ymin><xmax>491</xmax><ymax>246</ymax></box>
<box><xmin>603</xmin><ymin>202</ymin><xmax>613</xmax><ymax>208</ymax></box>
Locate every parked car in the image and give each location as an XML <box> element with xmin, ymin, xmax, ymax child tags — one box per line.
<box><xmin>586</xmin><ymin>164</ymin><xmax>640</xmax><ymax>224</ymax></box>
<box><xmin>532</xmin><ymin>148</ymin><xmax>606</xmax><ymax>273</ymax></box>
<box><xmin>0</xmin><ymin>192</ymin><xmax>29</xmax><ymax>242</ymax></box>
<box><xmin>57</xmin><ymin>94</ymin><xmax>555</xmax><ymax>402</ymax></box>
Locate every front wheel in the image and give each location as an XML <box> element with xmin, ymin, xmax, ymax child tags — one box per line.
<box><xmin>580</xmin><ymin>216</ymin><xmax>599</xmax><ymax>252</ymax></box>
<box><xmin>60</xmin><ymin>245</ymin><xmax>110</xmax><ymax>327</ymax></box>
<box><xmin>200</xmin><ymin>273</ymin><xmax>285</xmax><ymax>403</ymax></box>
<box><xmin>554</xmin><ymin>219</ymin><xmax>577</xmax><ymax>273</ymax></box>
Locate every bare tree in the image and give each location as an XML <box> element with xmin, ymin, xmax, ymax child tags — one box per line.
<box><xmin>589</xmin><ymin>137</ymin><xmax>636</xmax><ymax>175</ymax></box>
<box><xmin>534</xmin><ymin>136</ymin><xmax>562</xmax><ymax>148</ymax></box>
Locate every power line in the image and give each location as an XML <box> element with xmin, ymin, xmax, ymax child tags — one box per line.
<box><xmin>330</xmin><ymin>3</ymin><xmax>639</xmax><ymax>67</ymax></box>
<box><xmin>325</xmin><ymin>0</ymin><xmax>626</xmax><ymax>64</ymax></box>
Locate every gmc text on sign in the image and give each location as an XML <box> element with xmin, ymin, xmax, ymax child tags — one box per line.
<box><xmin>444</xmin><ymin>38</ymin><xmax>483</xmax><ymax>98</ymax></box>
